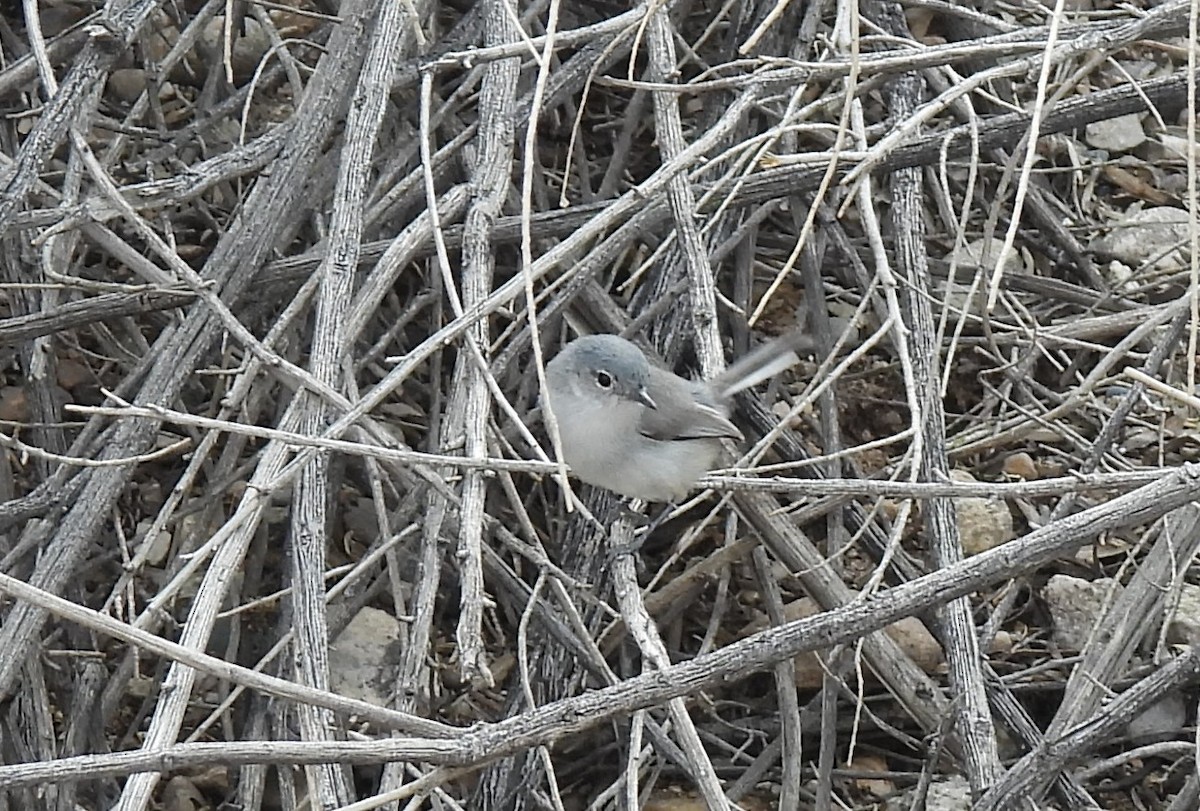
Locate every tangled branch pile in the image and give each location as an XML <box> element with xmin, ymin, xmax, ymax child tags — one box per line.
<box><xmin>0</xmin><ymin>0</ymin><xmax>1198</xmax><ymax>808</ymax></box>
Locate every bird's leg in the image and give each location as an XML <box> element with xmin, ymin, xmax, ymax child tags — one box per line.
<box><xmin>609</xmin><ymin>500</ymin><xmax>675</xmax><ymax>559</ymax></box>
<box><xmin>637</xmin><ymin>502</ymin><xmax>676</xmax><ymax>540</ymax></box>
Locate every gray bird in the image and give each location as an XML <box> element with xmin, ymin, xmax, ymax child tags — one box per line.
<box><xmin>543</xmin><ymin>333</ymin><xmax>805</xmax><ymax>501</ymax></box>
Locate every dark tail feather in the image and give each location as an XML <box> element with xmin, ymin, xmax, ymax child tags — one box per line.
<box><xmin>712</xmin><ymin>330</ymin><xmax>814</xmax><ymax>399</ymax></box>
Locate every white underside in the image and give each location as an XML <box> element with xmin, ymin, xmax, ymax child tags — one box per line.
<box><xmin>547</xmin><ymin>393</ymin><xmax>722</xmax><ymax>502</ymax></box>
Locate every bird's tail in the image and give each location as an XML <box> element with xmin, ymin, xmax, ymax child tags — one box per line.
<box><xmin>712</xmin><ymin>330</ymin><xmax>814</xmax><ymax>399</ymax></box>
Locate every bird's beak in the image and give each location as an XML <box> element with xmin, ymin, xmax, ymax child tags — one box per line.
<box><xmin>637</xmin><ymin>388</ymin><xmax>658</xmax><ymax>409</ymax></box>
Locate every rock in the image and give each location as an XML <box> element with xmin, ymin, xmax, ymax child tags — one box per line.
<box><xmin>1042</xmin><ymin>575</ymin><xmax>1120</xmax><ymax>651</ymax></box>
<box><xmin>0</xmin><ymin>387</ymin><xmax>26</xmax><ymax>422</ymax></box>
<box><xmin>135</xmin><ymin>519</ymin><xmax>172</xmax><ymax>566</ymax></box>
<box><xmin>887</xmin><ymin>775</ymin><xmax>971</xmax><ymax>810</ymax></box>
<box><xmin>162</xmin><ymin>776</ymin><xmax>207</xmax><ymax>811</ymax></box>
<box><xmin>1085</xmin><ymin>113</ymin><xmax>1145</xmax><ymax>152</ymax></box>
<box><xmin>55</xmin><ymin>357</ymin><xmax>92</xmax><ymax>391</ymax></box>
<box><xmin>847</xmin><ymin>753</ymin><xmax>893</xmax><ymax>798</ymax></box>
<box><xmin>1126</xmin><ymin>689</ymin><xmax>1186</xmax><ymax>739</ymax></box>
<box><xmin>1165</xmin><ymin>583</ymin><xmax>1200</xmax><ymax>645</ymax></box>
<box><xmin>108</xmin><ymin>69</ymin><xmax>148</xmax><ymax>103</ymax></box>
<box><xmin>1001</xmin><ymin>452</ymin><xmax>1038</xmax><ymax>480</ymax></box>
<box><xmin>746</xmin><ymin>599</ymin><xmax>942</xmax><ymax>688</ymax></box>
<box><xmin>1103</xmin><ymin>259</ymin><xmax>1135</xmax><ymax>291</ymax></box>
<box><xmin>1090</xmin><ymin>206</ymin><xmax>1189</xmax><ymax>271</ymax></box>
<box><xmin>329</xmin><ymin>607</ymin><xmax>401</xmax><ymax>707</ymax></box>
<box><xmin>950</xmin><ymin>470</ymin><xmax>1015</xmax><ymax>555</ymax></box>
<box><xmin>201</xmin><ymin>17</ymin><xmax>274</xmax><ymax>83</ymax></box>
<box><xmin>987</xmin><ymin>630</ymin><xmax>1014</xmax><ymax>655</ymax></box>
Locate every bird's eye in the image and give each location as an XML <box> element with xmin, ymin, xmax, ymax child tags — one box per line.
<box><xmin>595</xmin><ymin>370</ymin><xmax>614</xmax><ymax>389</ymax></box>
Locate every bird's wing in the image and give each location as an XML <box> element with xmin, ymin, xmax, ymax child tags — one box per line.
<box><xmin>638</xmin><ymin>372</ymin><xmax>744</xmax><ymax>442</ymax></box>
<box><xmin>641</xmin><ymin>405</ymin><xmax>743</xmax><ymax>441</ymax></box>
